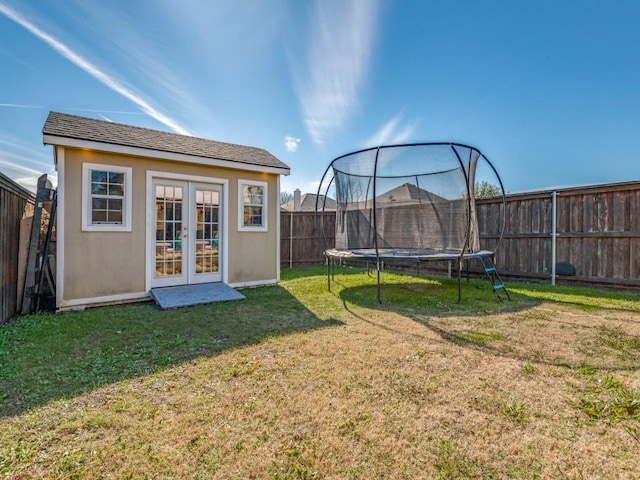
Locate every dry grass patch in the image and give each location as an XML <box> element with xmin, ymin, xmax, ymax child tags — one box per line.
<box><xmin>1</xmin><ymin>267</ymin><xmax>640</xmax><ymax>479</ymax></box>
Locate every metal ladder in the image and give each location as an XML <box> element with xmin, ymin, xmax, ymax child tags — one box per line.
<box><xmin>479</xmin><ymin>256</ymin><xmax>511</xmax><ymax>301</ymax></box>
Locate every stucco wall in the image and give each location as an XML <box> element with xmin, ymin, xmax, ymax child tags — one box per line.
<box><xmin>60</xmin><ymin>147</ymin><xmax>280</xmax><ymax>306</ymax></box>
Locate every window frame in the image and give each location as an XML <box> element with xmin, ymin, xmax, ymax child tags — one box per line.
<box><xmin>238</xmin><ymin>179</ymin><xmax>268</xmax><ymax>232</ymax></box>
<box><xmin>82</xmin><ymin>163</ymin><xmax>132</xmax><ymax>232</ymax></box>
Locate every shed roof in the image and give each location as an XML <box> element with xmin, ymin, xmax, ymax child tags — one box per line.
<box><xmin>42</xmin><ymin>111</ymin><xmax>290</xmax><ymax>174</ymax></box>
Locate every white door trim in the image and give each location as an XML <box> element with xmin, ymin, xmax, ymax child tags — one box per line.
<box><xmin>188</xmin><ymin>183</ymin><xmax>222</xmax><ymax>285</ymax></box>
<box><xmin>150</xmin><ymin>179</ymin><xmax>189</xmax><ymax>288</ymax></box>
<box><xmin>145</xmin><ymin>171</ymin><xmax>229</xmax><ymax>292</ymax></box>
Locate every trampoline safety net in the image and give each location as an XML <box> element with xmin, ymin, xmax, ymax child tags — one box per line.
<box><xmin>322</xmin><ymin>143</ymin><xmax>505</xmax><ymax>255</ymax></box>
<box><xmin>317</xmin><ymin>143</ymin><xmax>509</xmax><ymax>302</ymax></box>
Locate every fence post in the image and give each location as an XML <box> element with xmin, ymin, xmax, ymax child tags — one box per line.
<box><xmin>289</xmin><ymin>212</ymin><xmax>293</xmax><ymax>269</ymax></box>
<box><xmin>551</xmin><ymin>191</ymin><xmax>557</xmax><ymax>286</ymax></box>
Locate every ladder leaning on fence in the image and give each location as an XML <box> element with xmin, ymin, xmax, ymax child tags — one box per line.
<box><xmin>479</xmin><ymin>256</ymin><xmax>511</xmax><ymax>301</ymax></box>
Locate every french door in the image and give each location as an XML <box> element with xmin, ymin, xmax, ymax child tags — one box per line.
<box><xmin>152</xmin><ymin>180</ymin><xmax>222</xmax><ymax>287</ymax></box>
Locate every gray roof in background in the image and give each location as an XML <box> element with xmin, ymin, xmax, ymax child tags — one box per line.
<box><xmin>42</xmin><ymin>111</ymin><xmax>289</xmax><ymax>172</ymax></box>
<box><xmin>281</xmin><ymin>193</ymin><xmax>336</xmax><ymax>212</ymax></box>
<box><xmin>376</xmin><ymin>183</ymin><xmax>448</xmax><ymax>205</ymax></box>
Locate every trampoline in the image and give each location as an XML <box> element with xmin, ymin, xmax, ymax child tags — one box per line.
<box><xmin>315</xmin><ymin>142</ymin><xmax>509</xmax><ymax>302</ymax></box>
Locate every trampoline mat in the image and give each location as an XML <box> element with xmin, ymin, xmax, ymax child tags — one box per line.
<box><xmin>324</xmin><ymin>248</ymin><xmax>494</xmax><ymax>262</ymax></box>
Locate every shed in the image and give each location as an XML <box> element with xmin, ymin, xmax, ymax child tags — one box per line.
<box><xmin>43</xmin><ymin>112</ymin><xmax>290</xmax><ymax>310</ymax></box>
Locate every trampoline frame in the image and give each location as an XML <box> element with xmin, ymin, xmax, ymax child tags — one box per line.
<box><xmin>315</xmin><ymin>142</ymin><xmax>507</xmax><ymax>302</ymax></box>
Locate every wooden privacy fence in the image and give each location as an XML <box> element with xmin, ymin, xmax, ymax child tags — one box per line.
<box><xmin>477</xmin><ymin>180</ymin><xmax>640</xmax><ymax>288</ymax></box>
<box><xmin>282</xmin><ymin>180</ymin><xmax>640</xmax><ymax>289</ymax></box>
<box><xmin>0</xmin><ymin>172</ymin><xmax>35</xmax><ymax>324</ymax></box>
<box><xmin>280</xmin><ymin>211</ymin><xmax>334</xmax><ymax>268</ymax></box>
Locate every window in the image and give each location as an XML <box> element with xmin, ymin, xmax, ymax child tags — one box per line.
<box><xmin>238</xmin><ymin>180</ymin><xmax>268</xmax><ymax>231</ymax></box>
<box><xmin>82</xmin><ymin>163</ymin><xmax>132</xmax><ymax>231</ymax></box>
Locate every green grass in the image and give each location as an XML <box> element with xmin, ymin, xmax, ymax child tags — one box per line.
<box><xmin>595</xmin><ymin>325</ymin><xmax>640</xmax><ymax>359</ymax></box>
<box><xmin>0</xmin><ymin>280</ymin><xmax>341</xmax><ymax>416</ymax></box>
<box><xmin>2</xmin><ymin>266</ymin><xmax>640</xmax><ymax>478</ymax></box>
<box><xmin>509</xmin><ymin>283</ymin><xmax>640</xmax><ymax>312</ymax></box>
<box><xmin>573</xmin><ymin>374</ymin><xmax>640</xmax><ymax>424</ymax></box>
<box><xmin>332</xmin><ymin>266</ymin><xmax>531</xmax><ymax>315</ymax></box>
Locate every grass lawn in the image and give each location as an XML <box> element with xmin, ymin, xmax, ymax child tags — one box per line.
<box><xmin>1</xmin><ymin>266</ymin><xmax>640</xmax><ymax>479</ymax></box>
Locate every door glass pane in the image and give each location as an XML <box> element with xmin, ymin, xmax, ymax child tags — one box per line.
<box><xmin>155</xmin><ymin>185</ymin><xmax>183</xmax><ymax>277</ymax></box>
<box><xmin>194</xmin><ymin>188</ymin><xmax>219</xmax><ymax>274</ymax></box>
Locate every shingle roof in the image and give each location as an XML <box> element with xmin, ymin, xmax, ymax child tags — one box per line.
<box><xmin>281</xmin><ymin>193</ymin><xmax>336</xmax><ymax>212</ymax></box>
<box><xmin>376</xmin><ymin>183</ymin><xmax>448</xmax><ymax>205</ymax></box>
<box><xmin>42</xmin><ymin>111</ymin><xmax>289</xmax><ymax>172</ymax></box>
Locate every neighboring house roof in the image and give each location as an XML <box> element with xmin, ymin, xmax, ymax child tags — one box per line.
<box><xmin>376</xmin><ymin>182</ymin><xmax>448</xmax><ymax>205</ymax></box>
<box><xmin>42</xmin><ymin>111</ymin><xmax>290</xmax><ymax>175</ymax></box>
<box><xmin>281</xmin><ymin>193</ymin><xmax>336</xmax><ymax>212</ymax></box>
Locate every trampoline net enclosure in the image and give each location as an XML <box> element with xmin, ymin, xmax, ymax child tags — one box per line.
<box><xmin>317</xmin><ymin>143</ymin><xmax>506</xmax><ymax>262</ymax></box>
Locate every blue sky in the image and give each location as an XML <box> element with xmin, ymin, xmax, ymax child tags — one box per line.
<box><xmin>1</xmin><ymin>0</ymin><xmax>639</xmax><ymax>194</ymax></box>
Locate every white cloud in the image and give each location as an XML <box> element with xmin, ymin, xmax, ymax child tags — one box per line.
<box><xmin>69</xmin><ymin>1</ymin><xmax>212</xmax><ymax>127</ymax></box>
<box><xmin>0</xmin><ymin>136</ymin><xmax>48</xmax><ymax>159</ymax></box>
<box><xmin>0</xmin><ymin>104</ymin><xmax>145</xmax><ymax>117</ymax></box>
<box><xmin>0</xmin><ymin>103</ymin><xmax>43</xmax><ymax>109</ymax></box>
<box><xmin>308</xmin><ymin>174</ymin><xmax>336</xmax><ymax>197</ymax></box>
<box><xmin>306</xmin><ymin>180</ymin><xmax>321</xmax><ymax>194</ymax></box>
<box><xmin>284</xmin><ymin>136</ymin><xmax>301</xmax><ymax>152</ymax></box>
<box><xmin>65</xmin><ymin>108</ymin><xmax>145</xmax><ymax>116</ymax></box>
<box><xmin>0</xmin><ymin>2</ymin><xmax>191</xmax><ymax>136</ymax></box>
<box><xmin>0</xmin><ymin>129</ymin><xmax>56</xmax><ymax>190</ymax></box>
<box><xmin>14</xmin><ymin>176</ymin><xmax>43</xmax><ymax>192</ymax></box>
<box><xmin>0</xmin><ymin>136</ymin><xmax>52</xmax><ymax>176</ymax></box>
<box><xmin>296</xmin><ymin>0</ymin><xmax>380</xmax><ymax>144</ymax></box>
<box><xmin>0</xmin><ymin>158</ymin><xmax>47</xmax><ymax>176</ymax></box>
<box><xmin>364</xmin><ymin>113</ymin><xmax>416</xmax><ymax>147</ymax></box>
<box><xmin>0</xmin><ymin>150</ymin><xmax>49</xmax><ymax>171</ymax></box>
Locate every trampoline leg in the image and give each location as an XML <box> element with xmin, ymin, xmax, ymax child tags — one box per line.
<box><xmin>457</xmin><ymin>260</ymin><xmax>462</xmax><ymax>303</ymax></box>
<box><xmin>327</xmin><ymin>257</ymin><xmax>331</xmax><ymax>292</ymax></box>
<box><xmin>377</xmin><ymin>261</ymin><xmax>382</xmax><ymax>304</ymax></box>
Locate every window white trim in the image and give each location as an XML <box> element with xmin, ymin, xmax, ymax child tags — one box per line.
<box><xmin>238</xmin><ymin>179</ymin><xmax>268</xmax><ymax>232</ymax></box>
<box><xmin>82</xmin><ymin>163</ymin><xmax>132</xmax><ymax>232</ymax></box>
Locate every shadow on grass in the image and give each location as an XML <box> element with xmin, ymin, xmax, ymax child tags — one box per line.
<box><xmin>0</xmin><ymin>284</ymin><xmax>342</xmax><ymax>417</ymax></box>
<box><xmin>509</xmin><ymin>283</ymin><xmax>640</xmax><ymax>315</ymax></box>
<box><xmin>416</xmin><ymin>320</ymin><xmax>640</xmax><ymax>372</ymax></box>
<box><xmin>337</xmin><ymin>276</ymin><xmax>640</xmax><ymax>372</ymax></box>
<box><xmin>335</xmin><ymin>277</ymin><xmax>539</xmax><ymax>317</ymax></box>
